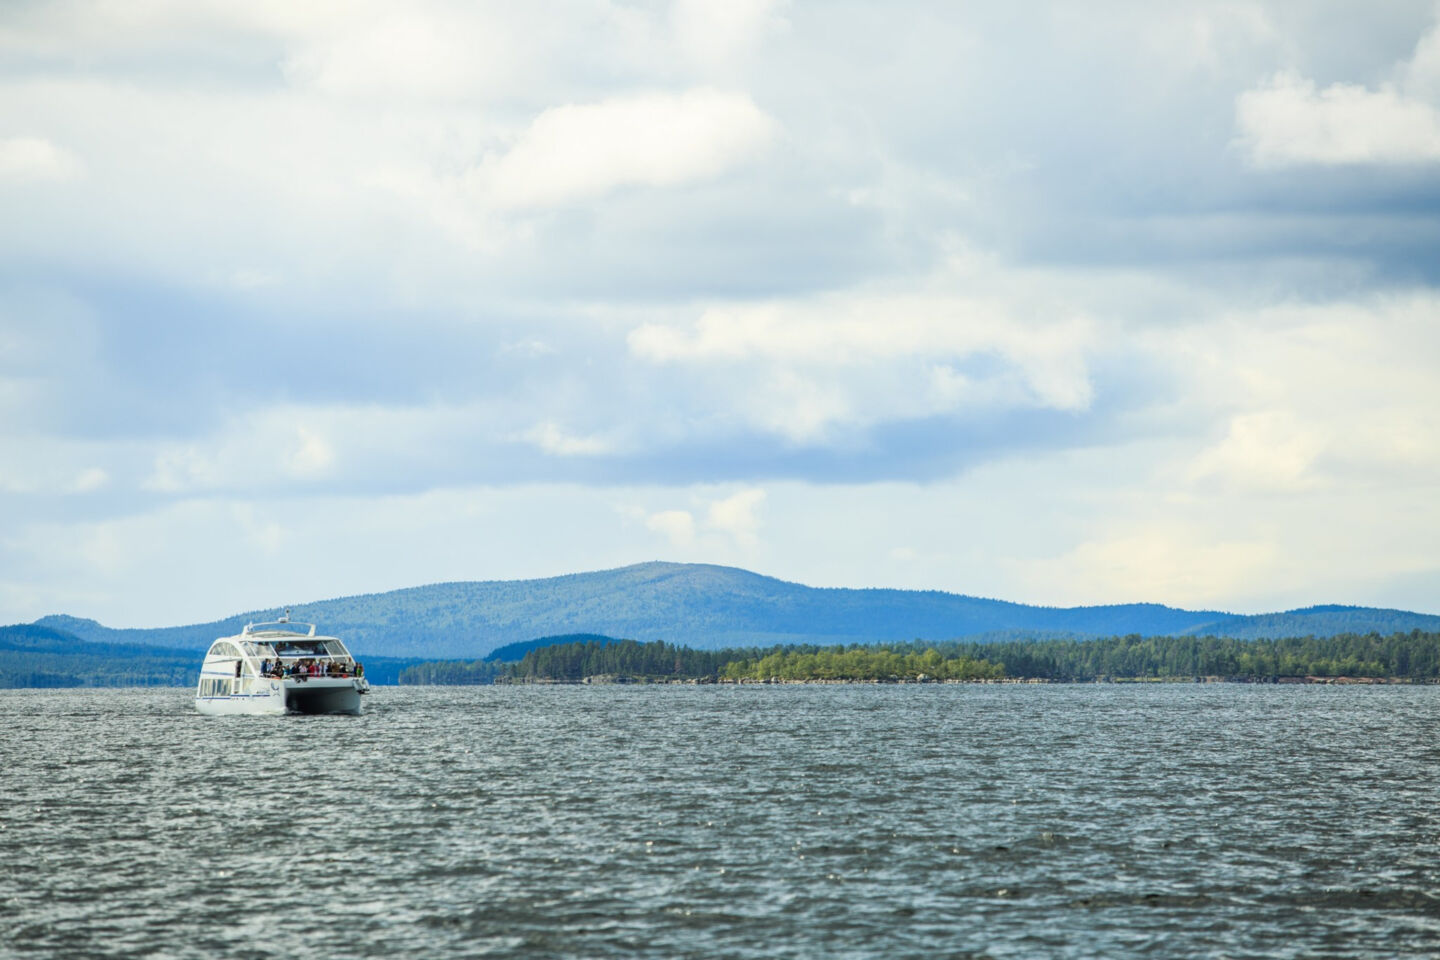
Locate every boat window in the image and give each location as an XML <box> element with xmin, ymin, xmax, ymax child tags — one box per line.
<box><xmin>199</xmin><ymin>678</ymin><xmax>231</xmax><ymax>697</ymax></box>
<box><xmin>272</xmin><ymin>640</ymin><xmax>328</xmax><ymax>657</ymax></box>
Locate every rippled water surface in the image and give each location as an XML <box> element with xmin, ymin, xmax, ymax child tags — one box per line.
<box><xmin>3</xmin><ymin>684</ymin><xmax>1440</xmax><ymax>959</ymax></box>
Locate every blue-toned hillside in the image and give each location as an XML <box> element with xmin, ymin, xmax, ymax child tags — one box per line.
<box><xmin>0</xmin><ymin>623</ymin><xmax>197</xmax><ymax>687</ymax></box>
<box><xmin>30</xmin><ymin>562</ymin><xmax>1440</xmax><ymax>659</ymax></box>
<box><xmin>483</xmin><ymin>634</ymin><xmax>622</xmax><ymax>663</ymax></box>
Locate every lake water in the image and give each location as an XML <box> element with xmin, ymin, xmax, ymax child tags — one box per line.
<box><xmin>2</xmin><ymin>684</ymin><xmax>1439</xmax><ymax>959</ymax></box>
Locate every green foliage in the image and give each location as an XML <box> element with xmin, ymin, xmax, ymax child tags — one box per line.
<box><xmin>495</xmin><ymin>631</ymin><xmax>1440</xmax><ymax>684</ymax></box>
<box><xmin>721</xmin><ymin>647</ymin><xmax>1003</xmax><ymax>681</ymax></box>
<box><xmin>497</xmin><ymin>638</ymin><xmax>1002</xmax><ymax>682</ymax></box>
<box><xmin>920</xmin><ymin>631</ymin><xmax>1440</xmax><ymax>680</ymax></box>
<box><xmin>483</xmin><ymin>634</ymin><xmax>620</xmax><ymax>663</ymax></box>
<box><xmin>9</xmin><ymin>618</ymin><xmax>1438</xmax><ymax>688</ymax></box>
<box><xmin>512</xmin><ymin>638</ymin><xmax>736</xmax><ymax>681</ymax></box>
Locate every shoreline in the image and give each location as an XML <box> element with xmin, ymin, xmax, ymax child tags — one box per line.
<box><xmin>495</xmin><ymin>674</ymin><xmax>1437</xmax><ymax>686</ymax></box>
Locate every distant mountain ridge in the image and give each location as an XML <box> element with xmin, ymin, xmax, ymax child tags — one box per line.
<box><xmin>30</xmin><ymin>561</ymin><xmax>1440</xmax><ymax>659</ymax></box>
<box><xmin>0</xmin><ymin>623</ymin><xmax>197</xmax><ymax>688</ymax></box>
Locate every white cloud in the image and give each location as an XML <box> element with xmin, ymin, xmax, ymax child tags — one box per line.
<box><xmin>0</xmin><ymin>137</ymin><xmax>81</xmax><ymax>181</ymax></box>
<box><xmin>706</xmin><ymin>488</ymin><xmax>765</xmax><ymax>546</ymax></box>
<box><xmin>232</xmin><ymin>503</ymin><xmax>288</xmax><ymax>555</ymax></box>
<box><xmin>281</xmin><ymin>11</ymin><xmax>512</xmax><ymax>100</ymax></box>
<box><xmin>1235</xmin><ymin>72</ymin><xmax>1440</xmax><ymax>166</ymax></box>
<box><xmin>212</xmin><ymin>268</ymin><xmax>280</xmax><ymax>290</ymax></box>
<box><xmin>740</xmin><ymin>369</ymin><xmax>852</xmax><ymax>443</ymax></box>
<box><xmin>670</xmin><ymin>0</ymin><xmax>788</xmax><ymax>70</ymax></box>
<box><xmin>627</xmin><ymin>269</ymin><xmax>1098</xmax><ymax>441</ymax></box>
<box><xmin>640</xmin><ymin>488</ymin><xmax>767</xmax><ymax>548</ymax></box>
<box><xmin>646</xmin><ymin>509</ymin><xmax>696</xmax><ymax>546</ymax></box>
<box><xmin>1034</xmin><ymin>524</ymin><xmax>1282</xmax><ymax>608</ymax></box>
<box><xmin>500</xmin><ymin>339</ymin><xmax>556</xmax><ymax>358</ymax></box>
<box><xmin>1403</xmin><ymin>18</ymin><xmax>1440</xmax><ymax>101</ymax></box>
<box><xmin>144</xmin><ymin>446</ymin><xmax>222</xmax><ymax>493</ymax></box>
<box><xmin>69</xmin><ymin>467</ymin><xmax>110</xmax><ymax>494</ymax></box>
<box><xmin>145</xmin><ymin>414</ymin><xmax>345</xmax><ymax>492</ymax></box>
<box><xmin>628</xmin><ymin>291</ymin><xmax>1093</xmax><ymax>392</ymax></box>
<box><xmin>1188</xmin><ymin>410</ymin><xmax>1326</xmax><ymax>494</ymax></box>
<box><xmin>1161</xmin><ymin>292</ymin><xmax>1440</xmax><ymax>491</ymax></box>
<box><xmin>480</xmin><ymin>88</ymin><xmax>776</xmax><ymax>209</ymax></box>
<box><xmin>288</xmin><ymin>426</ymin><xmax>335</xmax><ymax>476</ymax></box>
<box><xmin>1235</xmin><ymin>18</ymin><xmax>1440</xmax><ymax>169</ymax></box>
<box><xmin>524</xmin><ymin>421</ymin><xmax>613</xmax><ymax>457</ymax></box>
<box><xmin>0</xmin><ymin>459</ymin><xmax>111</xmax><ymax>496</ymax></box>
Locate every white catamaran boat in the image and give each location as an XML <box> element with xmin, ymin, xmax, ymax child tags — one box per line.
<box><xmin>195</xmin><ymin>613</ymin><xmax>369</xmax><ymax>716</ymax></box>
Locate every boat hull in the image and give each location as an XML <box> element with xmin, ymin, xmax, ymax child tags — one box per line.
<box><xmin>195</xmin><ymin>677</ymin><xmax>364</xmax><ymax>716</ymax></box>
<box><xmin>284</xmin><ymin>677</ymin><xmax>364</xmax><ymax>715</ymax></box>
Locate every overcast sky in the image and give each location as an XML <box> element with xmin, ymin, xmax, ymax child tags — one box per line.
<box><xmin>3</xmin><ymin>0</ymin><xmax>1439</xmax><ymax>627</ymax></box>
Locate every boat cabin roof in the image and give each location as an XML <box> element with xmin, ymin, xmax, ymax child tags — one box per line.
<box><xmin>243</xmin><ymin>619</ymin><xmax>317</xmax><ymax>638</ymax></box>
<box><xmin>266</xmin><ymin>638</ymin><xmax>346</xmax><ymax>657</ymax></box>
<box><xmin>207</xmin><ymin>635</ymin><xmax>349</xmax><ymax>660</ymax></box>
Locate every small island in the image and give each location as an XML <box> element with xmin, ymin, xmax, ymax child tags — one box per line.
<box><xmin>397</xmin><ymin>631</ymin><xmax>1440</xmax><ymax>686</ymax></box>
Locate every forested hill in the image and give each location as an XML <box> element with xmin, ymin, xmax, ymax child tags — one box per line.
<box><xmin>0</xmin><ymin>623</ymin><xmax>196</xmax><ymax>687</ymax></box>
<box><xmin>31</xmin><ymin>561</ymin><xmax>1440</xmax><ymax>659</ymax></box>
<box><xmin>482</xmin><ymin>634</ymin><xmax>621</xmax><ymax>663</ymax></box>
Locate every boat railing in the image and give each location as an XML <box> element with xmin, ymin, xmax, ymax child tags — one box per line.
<box><xmin>243</xmin><ymin>621</ymin><xmax>317</xmax><ymax>637</ymax></box>
<box><xmin>258</xmin><ymin>656</ymin><xmax>361</xmax><ymax>680</ymax></box>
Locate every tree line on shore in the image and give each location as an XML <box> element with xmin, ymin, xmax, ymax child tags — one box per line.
<box><xmin>921</xmin><ymin>632</ymin><xmax>1431</xmax><ymax>680</ymax></box>
<box><xmin>395</xmin><ymin>630</ymin><xmax>1440</xmax><ymax>684</ymax></box>
<box><xmin>7</xmin><ymin>626</ymin><xmax>1432</xmax><ymax>688</ymax></box>
<box><xmin>720</xmin><ymin>647</ymin><xmax>1003</xmax><ymax>681</ymax></box>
